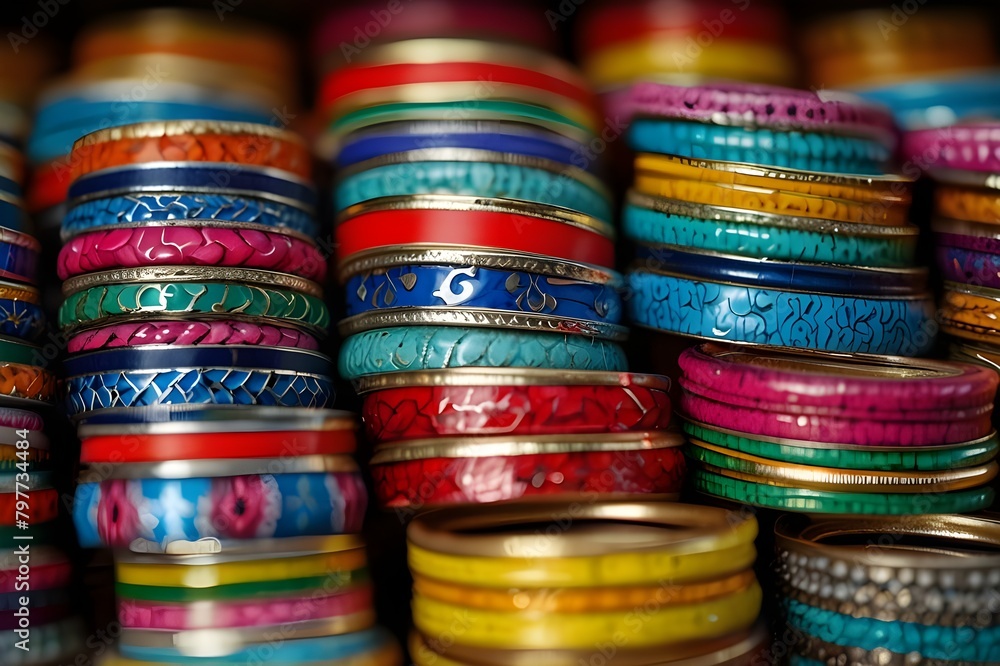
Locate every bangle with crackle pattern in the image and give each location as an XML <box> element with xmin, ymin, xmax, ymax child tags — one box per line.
<box><xmin>371</xmin><ymin>432</ymin><xmax>686</xmax><ymax>507</ymax></box>
<box><xmin>57</xmin><ymin>226</ymin><xmax>326</xmax><ymax>281</ymax></box>
<box><xmin>357</xmin><ymin>369</ymin><xmax>670</xmax><ymax>443</ymax></box>
<box><xmin>684</xmin><ymin>421</ymin><xmax>999</xmax><ymax>472</ymax></box>
<box><xmin>693</xmin><ymin>468</ymin><xmax>994</xmax><ymax>515</ymax></box>
<box><xmin>626</xmin><ymin>270</ymin><xmax>936</xmax><ymax>356</ymax></box>
<box><xmin>67</xmin><ymin>320</ymin><xmax>320</xmax><ymax>353</ymax></box>
<box><xmin>338</xmin><ymin>326</ymin><xmax>627</xmax><ymax>380</ymax></box>
<box><xmin>679</xmin><ymin>343</ymin><xmax>997</xmax><ymax>414</ymax></box>
<box><xmin>73</xmin><ymin>468</ymin><xmax>366</xmax><ymax>548</ymax></box>
<box><xmin>623</xmin><ymin>194</ymin><xmax>918</xmax><ymax>268</ymax></box>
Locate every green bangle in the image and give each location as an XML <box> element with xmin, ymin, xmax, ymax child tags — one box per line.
<box><xmin>116</xmin><ymin>569</ymin><xmax>369</xmax><ymax>603</ymax></box>
<box><xmin>693</xmin><ymin>468</ymin><xmax>995</xmax><ymax>515</ymax></box>
<box><xmin>683</xmin><ymin>422</ymin><xmax>1000</xmax><ymax>472</ymax></box>
<box><xmin>59</xmin><ymin>282</ymin><xmax>330</xmax><ymax>335</ymax></box>
<box><xmin>0</xmin><ymin>336</ymin><xmax>44</xmax><ymax>366</ymax></box>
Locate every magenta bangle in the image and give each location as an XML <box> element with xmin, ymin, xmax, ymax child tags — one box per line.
<box><xmin>119</xmin><ymin>585</ymin><xmax>373</xmax><ymax>631</ymax></box>
<box><xmin>67</xmin><ymin>321</ymin><xmax>321</xmax><ymax>353</ymax></box>
<box><xmin>678</xmin><ymin>344</ymin><xmax>998</xmax><ymax>414</ymax></box>
<box><xmin>901</xmin><ymin>122</ymin><xmax>1000</xmax><ymax>174</ymax></box>
<box><xmin>0</xmin><ymin>407</ymin><xmax>43</xmax><ymax>432</ymax></box>
<box><xmin>56</xmin><ymin>226</ymin><xmax>327</xmax><ymax>281</ymax></box>
<box><xmin>680</xmin><ymin>392</ymin><xmax>994</xmax><ymax>447</ymax></box>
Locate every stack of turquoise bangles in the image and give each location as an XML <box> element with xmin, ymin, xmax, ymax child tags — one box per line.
<box><xmin>679</xmin><ymin>343</ymin><xmax>998</xmax><ymax>514</ymax></box>
<box><xmin>777</xmin><ymin>514</ymin><xmax>1000</xmax><ymax>664</ymax></box>
<box><xmin>620</xmin><ymin>82</ymin><xmax>936</xmax><ymax>356</ymax></box>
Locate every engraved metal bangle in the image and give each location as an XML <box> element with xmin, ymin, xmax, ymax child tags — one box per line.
<box><xmin>119</xmin><ymin>533</ymin><xmax>365</xmax><ymax>561</ymax></box>
<box><xmin>77</xmin><ymin>454</ymin><xmax>357</xmax><ymax>483</ymax></box>
<box><xmin>73</xmin><ymin>120</ymin><xmax>305</xmax><ymax>148</ymax></box>
<box><xmin>354</xmin><ymin>368</ymin><xmax>669</xmax><ymax>393</ymax></box>
<box><xmin>61</xmin><ymin>266</ymin><xmax>323</xmax><ymax>298</ymax></box>
<box><xmin>60</xmin><ymin>218</ymin><xmax>318</xmax><ymax>245</ymax></box>
<box><xmin>78</xmin><ymin>408</ymin><xmax>357</xmax><ymax>438</ymax></box>
<box><xmin>930</xmin><ymin>167</ymin><xmax>1000</xmax><ymax>190</ymax></box>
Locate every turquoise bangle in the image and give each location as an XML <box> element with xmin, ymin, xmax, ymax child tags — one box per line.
<box><xmin>683</xmin><ymin>422</ymin><xmax>1000</xmax><ymax>472</ymax></box>
<box><xmin>338</xmin><ymin>326</ymin><xmax>627</xmax><ymax>380</ymax></box>
<box><xmin>693</xmin><ymin>468</ymin><xmax>994</xmax><ymax>515</ymax></box>
<box><xmin>622</xmin><ymin>202</ymin><xmax>917</xmax><ymax>268</ymax></box>
<box><xmin>627</xmin><ymin>270</ymin><xmax>936</xmax><ymax>356</ymax></box>
<box><xmin>628</xmin><ymin>119</ymin><xmax>889</xmax><ymax>174</ymax></box>
<box><xmin>789</xmin><ymin>659</ymin><xmax>823</xmax><ymax>666</ymax></box>
<box><xmin>785</xmin><ymin>599</ymin><xmax>1000</xmax><ymax>662</ymax></box>
<box><xmin>335</xmin><ymin>161</ymin><xmax>612</xmax><ymax>221</ymax></box>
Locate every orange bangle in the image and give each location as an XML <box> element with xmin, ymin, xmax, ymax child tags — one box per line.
<box><xmin>936</xmin><ymin>186</ymin><xmax>1000</xmax><ymax>225</ymax></box>
<box><xmin>27</xmin><ymin>158</ymin><xmax>71</xmax><ymax>213</ymax></box>
<box><xmin>412</xmin><ymin>569</ymin><xmax>756</xmax><ymax>613</ymax></box>
<box><xmin>806</xmin><ymin>50</ymin><xmax>994</xmax><ymax>88</ymax></box>
<box><xmin>940</xmin><ymin>284</ymin><xmax>1000</xmax><ymax>343</ymax></box>
<box><xmin>0</xmin><ymin>364</ymin><xmax>56</xmax><ymax>403</ymax></box>
<box><xmin>0</xmin><ymin>445</ymin><xmax>48</xmax><ymax>465</ymax></box>
<box><xmin>0</xmin><ymin>488</ymin><xmax>59</xmax><ymax>525</ymax></box>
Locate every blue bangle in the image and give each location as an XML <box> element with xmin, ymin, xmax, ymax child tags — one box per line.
<box><xmin>622</xmin><ymin>201</ymin><xmax>917</xmax><ymax>268</ymax></box>
<box><xmin>785</xmin><ymin>599</ymin><xmax>1000</xmax><ymax>662</ymax></box>
<box><xmin>0</xmin><ymin>238</ymin><xmax>38</xmax><ymax>285</ymax></box>
<box><xmin>73</xmin><ymin>470</ymin><xmax>365</xmax><ymax>549</ymax></box>
<box><xmin>64</xmin><ymin>346</ymin><xmax>332</xmax><ymax>378</ymax></box>
<box><xmin>61</xmin><ymin>194</ymin><xmax>318</xmax><ymax>239</ymax></box>
<box><xmin>0</xmin><ymin>176</ymin><xmax>21</xmax><ymax>200</ymax></box>
<box><xmin>0</xmin><ymin>299</ymin><xmax>45</xmax><ymax>341</ymax></box>
<box><xmin>119</xmin><ymin>628</ymin><xmax>393</xmax><ymax>664</ymax></box>
<box><xmin>335</xmin><ymin>160</ymin><xmax>612</xmax><ymax>221</ymax></box>
<box><xmin>63</xmin><ymin>404</ymin><xmax>330</xmax><ymax>426</ymax></box>
<box><xmin>628</xmin><ymin>119</ymin><xmax>890</xmax><ymax>174</ymax></box>
<box><xmin>68</xmin><ymin>164</ymin><xmax>317</xmax><ymax>211</ymax></box>
<box><xmin>634</xmin><ymin>246</ymin><xmax>926</xmax><ymax>296</ymax></box>
<box><xmin>343</xmin><ymin>263</ymin><xmax>622</xmax><ymax>323</ymax></box>
<box><xmin>626</xmin><ymin>270</ymin><xmax>936</xmax><ymax>356</ymax></box>
<box><xmin>65</xmin><ymin>368</ymin><xmax>334</xmax><ymax>416</ymax></box>
<box><xmin>339</xmin><ymin>325</ymin><xmax>627</xmax><ymax>380</ymax></box>
<box><xmin>0</xmin><ymin>199</ymin><xmax>26</xmax><ymax>233</ymax></box>
<box><xmin>855</xmin><ymin>71</ymin><xmax>1000</xmax><ymax>130</ymax></box>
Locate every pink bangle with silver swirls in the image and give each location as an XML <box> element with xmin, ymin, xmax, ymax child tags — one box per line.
<box><xmin>680</xmin><ymin>391</ymin><xmax>993</xmax><ymax>447</ymax></box>
<box><xmin>56</xmin><ymin>226</ymin><xmax>327</xmax><ymax>281</ymax></box>
<box><xmin>67</xmin><ymin>321</ymin><xmax>320</xmax><ymax>353</ymax></box>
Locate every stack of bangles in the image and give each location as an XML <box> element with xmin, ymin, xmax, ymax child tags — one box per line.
<box><xmin>619</xmin><ymin>82</ymin><xmax>937</xmax><ymax>356</ymax></box>
<box><xmin>407</xmin><ymin>501</ymin><xmax>769</xmax><ymax>665</ymax></box>
<box><xmin>776</xmin><ymin>514</ymin><xmax>1000</xmax><ymax>664</ymax></box>
<box><xmin>679</xmin><ymin>343</ymin><xmax>999</xmax><ymax>514</ymax></box>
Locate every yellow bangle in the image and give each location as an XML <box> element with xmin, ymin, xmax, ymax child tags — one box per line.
<box><xmin>412</xmin><ymin>569</ymin><xmax>756</xmax><ymax>613</ymax></box>
<box><xmin>936</xmin><ymin>186</ymin><xmax>1000</xmax><ymax>225</ymax></box>
<box><xmin>116</xmin><ymin>549</ymin><xmax>367</xmax><ymax>587</ymax></box>
<box><xmin>411</xmin><ymin>583</ymin><xmax>762</xmax><ymax>650</ymax></box>
<box><xmin>633</xmin><ymin>176</ymin><xmax>909</xmax><ymax>226</ymax></box>
<box><xmin>940</xmin><ymin>284</ymin><xmax>1000</xmax><ymax>341</ymax></box>
<box><xmin>583</xmin><ymin>39</ymin><xmax>794</xmax><ymax>88</ymax></box>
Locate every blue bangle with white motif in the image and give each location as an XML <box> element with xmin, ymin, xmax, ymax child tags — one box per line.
<box><xmin>63</xmin><ymin>346</ymin><xmax>331</xmax><ymax>378</ymax></box>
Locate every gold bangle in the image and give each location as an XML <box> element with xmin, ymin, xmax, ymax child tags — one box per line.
<box><xmin>60</xmin><ymin>266</ymin><xmax>323</xmax><ymax>299</ymax></box>
<box><xmin>0</xmin><ymin>280</ymin><xmax>39</xmax><ymax>305</ymax></box>
<box><xmin>936</xmin><ymin>185</ymin><xmax>1000</xmax><ymax>224</ymax></box>
<box><xmin>355</xmin><ymin>368</ymin><xmax>666</xmax><ymax>392</ymax></box>
<box><xmin>940</xmin><ymin>282</ymin><xmax>1000</xmax><ymax>339</ymax></box>
<box><xmin>74</xmin><ymin>119</ymin><xmax>304</xmax><ymax>149</ymax></box>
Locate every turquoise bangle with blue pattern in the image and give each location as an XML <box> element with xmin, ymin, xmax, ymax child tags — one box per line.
<box><xmin>628</xmin><ymin>119</ymin><xmax>890</xmax><ymax>174</ymax></box>
<box><xmin>627</xmin><ymin>270</ymin><xmax>935</xmax><ymax>356</ymax></box>
<box><xmin>339</xmin><ymin>326</ymin><xmax>627</xmax><ymax>380</ymax></box>
<box><xmin>785</xmin><ymin>599</ymin><xmax>1000</xmax><ymax>662</ymax></box>
<box><xmin>623</xmin><ymin>195</ymin><xmax>918</xmax><ymax>268</ymax></box>
<box><xmin>335</xmin><ymin>159</ymin><xmax>612</xmax><ymax>221</ymax></box>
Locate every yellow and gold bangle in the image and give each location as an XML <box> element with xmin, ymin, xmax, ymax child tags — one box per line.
<box><xmin>936</xmin><ymin>185</ymin><xmax>1000</xmax><ymax>225</ymax></box>
<box><xmin>0</xmin><ymin>281</ymin><xmax>39</xmax><ymax>305</ymax></box>
<box><xmin>940</xmin><ymin>282</ymin><xmax>1000</xmax><ymax>341</ymax></box>
<box><xmin>412</xmin><ymin>583</ymin><xmax>762</xmax><ymax>650</ymax></box>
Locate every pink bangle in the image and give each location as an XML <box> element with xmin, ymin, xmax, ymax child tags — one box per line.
<box><xmin>679</xmin><ymin>344</ymin><xmax>998</xmax><ymax>415</ymax></box>
<box><xmin>67</xmin><ymin>321</ymin><xmax>320</xmax><ymax>353</ymax></box>
<box><xmin>680</xmin><ymin>392</ymin><xmax>993</xmax><ymax>447</ymax></box>
<box><xmin>56</xmin><ymin>226</ymin><xmax>327</xmax><ymax>281</ymax></box>
<box><xmin>901</xmin><ymin>122</ymin><xmax>1000</xmax><ymax>174</ymax></box>
<box><xmin>119</xmin><ymin>585</ymin><xmax>373</xmax><ymax>630</ymax></box>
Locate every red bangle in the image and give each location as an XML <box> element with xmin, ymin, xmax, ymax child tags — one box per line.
<box><xmin>320</xmin><ymin>61</ymin><xmax>595</xmax><ymax>114</ymax></box>
<box><xmin>371</xmin><ymin>433</ymin><xmax>685</xmax><ymax>508</ymax></box>
<box><xmin>80</xmin><ymin>429</ymin><xmax>357</xmax><ymax>464</ymax></box>
<box><xmin>337</xmin><ymin>209</ymin><xmax>615</xmax><ymax>268</ymax></box>
<box><xmin>0</xmin><ymin>558</ymin><xmax>71</xmax><ymax>593</ymax></box>
<box><xmin>27</xmin><ymin>158</ymin><xmax>71</xmax><ymax>213</ymax></box>
<box><xmin>358</xmin><ymin>371</ymin><xmax>671</xmax><ymax>444</ymax></box>
<box><xmin>0</xmin><ymin>488</ymin><xmax>59</xmax><ymax>525</ymax></box>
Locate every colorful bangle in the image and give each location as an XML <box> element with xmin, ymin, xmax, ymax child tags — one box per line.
<box><xmin>340</xmin><ymin>311</ymin><xmax>626</xmax><ymax>341</ymax></box>
<box><xmin>64</xmin><ymin>345</ymin><xmax>332</xmax><ymax>377</ymax></box>
<box><xmin>339</xmin><ymin>326</ymin><xmax>627</xmax><ymax>380</ymax></box>
<box><xmin>627</xmin><ymin>270</ymin><xmax>936</xmax><ymax>356</ymax></box>
<box><xmin>67</xmin><ymin>321</ymin><xmax>320</xmax><ymax>353</ymax></box>
<box><xmin>0</xmin><ymin>553</ymin><xmax>71</xmax><ymax>593</ymax></box>
<box><xmin>935</xmin><ymin>185</ymin><xmax>1000</xmax><ymax>225</ymax></box>
<box><xmin>371</xmin><ymin>432</ymin><xmax>685</xmax><ymax>507</ymax></box>
<box><xmin>681</xmin><ymin>391</ymin><xmax>992</xmax><ymax>447</ymax></box>
<box><xmin>684</xmin><ymin>421</ymin><xmax>999</xmax><ymax>472</ymax></box>
<box><xmin>940</xmin><ymin>282</ymin><xmax>1000</xmax><ymax>341</ymax></box>
<box><xmin>0</xmin><ymin>361</ymin><xmax>57</xmax><ymax>404</ymax></box>
<box><xmin>623</xmin><ymin>196</ymin><xmax>918</xmax><ymax>268</ymax></box>
<box><xmin>336</xmin><ymin>198</ymin><xmax>615</xmax><ymax>268</ymax></box>
<box><xmin>935</xmin><ymin>244</ymin><xmax>1000</xmax><ymax>288</ymax></box>
<box><xmin>0</xmin><ymin>487</ymin><xmax>58</xmax><ymax>525</ymax></box>
<box><xmin>628</xmin><ymin>119</ymin><xmax>889</xmax><ymax>175</ymax></box>
<box><xmin>59</xmin><ymin>278</ymin><xmax>329</xmax><ymax>336</ymax></box>
<box><xmin>358</xmin><ymin>368</ymin><xmax>670</xmax><ymax>443</ymax></box>
<box><xmin>0</xmin><ymin>299</ymin><xmax>45</xmax><ymax>341</ymax></box>
<box><xmin>61</xmin><ymin>193</ymin><xmax>318</xmax><ymax>239</ymax></box>
<box><xmin>693</xmin><ymin>468</ymin><xmax>994</xmax><ymax>514</ymax></box>
<box><xmin>0</xmin><ymin>227</ymin><xmax>40</xmax><ymax>285</ymax></box>
<box><xmin>116</xmin><ymin>568</ymin><xmax>366</xmax><ymax>604</ymax></box>
<box><xmin>73</xmin><ymin>470</ymin><xmax>366</xmax><ymax>548</ymax></box>
<box><xmin>335</xmin><ymin>158</ymin><xmax>612</xmax><ymax>221</ymax></box>
<box><xmin>407</xmin><ymin>502</ymin><xmax>758</xmax><ymax>587</ymax></box>
<box><xmin>901</xmin><ymin>122</ymin><xmax>1000</xmax><ymax>173</ymax></box>
<box><xmin>78</xmin><ymin>406</ymin><xmax>354</xmax><ymax>436</ymax></box>
<box><xmin>0</xmin><ymin>407</ymin><xmax>41</xmax><ymax>431</ymax></box>
<box><xmin>70</xmin><ymin>121</ymin><xmax>311</xmax><ymax>181</ymax></box>
<box><xmin>57</xmin><ymin>226</ymin><xmax>326</xmax><ymax>281</ymax></box>
<box><xmin>679</xmin><ymin>343</ymin><xmax>997</xmax><ymax>414</ymax></box>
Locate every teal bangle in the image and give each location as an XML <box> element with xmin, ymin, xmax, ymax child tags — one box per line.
<box><xmin>338</xmin><ymin>326</ymin><xmax>627</xmax><ymax>380</ymax></box>
<box><xmin>0</xmin><ymin>337</ymin><xmax>44</xmax><ymax>366</ymax></box>
<box><xmin>785</xmin><ymin>599</ymin><xmax>1000</xmax><ymax>662</ymax></box>
<box><xmin>622</xmin><ymin>199</ymin><xmax>918</xmax><ymax>268</ymax></box>
<box><xmin>683</xmin><ymin>422</ymin><xmax>1000</xmax><ymax>472</ymax></box>
<box><xmin>59</xmin><ymin>282</ymin><xmax>330</xmax><ymax>335</ymax></box>
<box><xmin>790</xmin><ymin>659</ymin><xmax>823</xmax><ymax>666</ymax></box>
<box><xmin>693</xmin><ymin>468</ymin><xmax>995</xmax><ymax>515</ymax></box>
<box><xmin>335</xmin><ymin>160</ymin><xmax>612</xmax><ymax>221</ymax></box>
